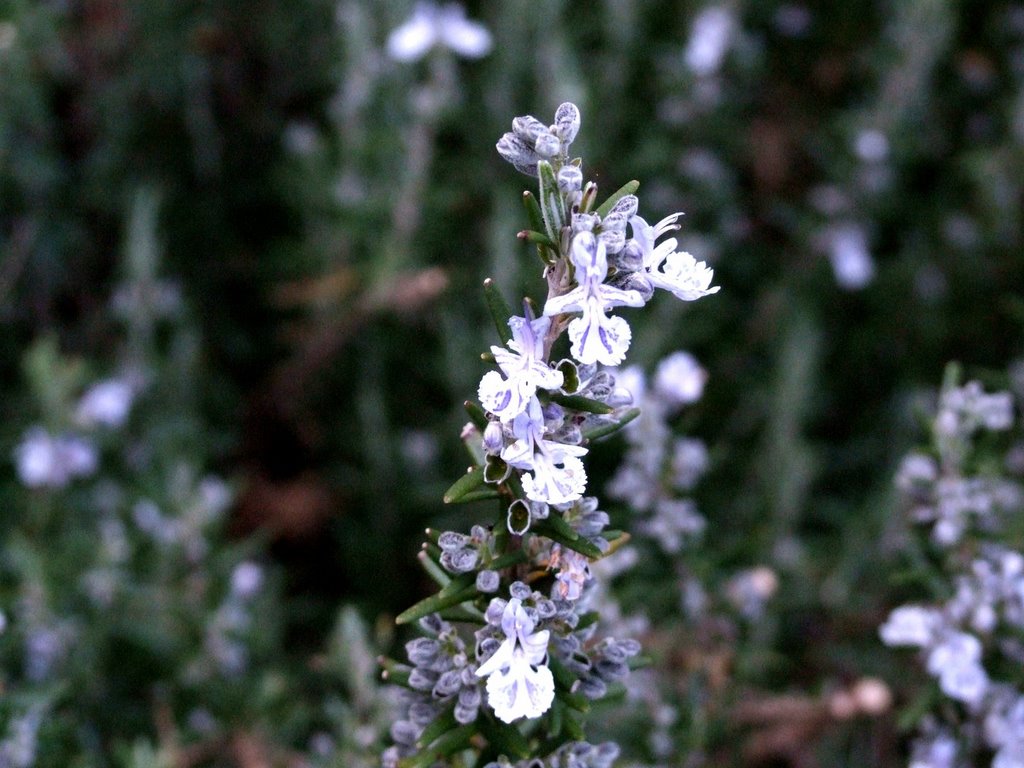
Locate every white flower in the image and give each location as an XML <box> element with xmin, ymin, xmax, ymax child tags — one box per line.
<box><xmin>478</xmin><ymin>314</ymin><xmax>563</xmax><ymax>423</ymax></box>
<box><xmin>879</xmin><ymin>605</ymin><xmax>940</xmax><ymax>648</ymax></box>
<box><xmin>629</xmin><ymin>213</ymin><xmax>683</xmax><ymax>267</ymax></box>
<box><xmin>654</xmin><ymin>351</ymin><xmax>707</xmax><ymax>406</ymax></box>
<box><xmin>501</xmin><ymin>398</ymin><xmax>587</xmax><ymax>506</ymax></box>
<box><xmin>827</xmin><ymin>224</ymin><xmax>875</xmax><ymax>291</ymax></box>
<box><xmin>927</xmin><ymin>632</ymin><xmax>988</xmax><ymax>706</ymax></box>
<box><xmin>75</xmin><ymin>378</ymin><xmax>134</xmax><ymax>428</ymax></box>
<box><xmin>13</xmin><ymin>428</ymin><xmax>98</xmax><ymax>489</ymax></box>
<box><xmin>629</xmin><ymin>214</ymin><xmax>719</xmax><ymax>302</ymax></box>
<box><xmin>909</xmin><ymin>731</ymin><xmax>959</xmax><ymax>768</ymax></box>
<box><xmin>476</xmin><ymin>597</ymin><xmax>554</xmax><ymax>723</ymax></box>
<box><xmin>543</xmin><ymin>232</ymin><xmax>644</xmax><ymax>366</ymax></box>
<box><xmin>230</xmin><ymin>562</ymin><xmax>264</xmax><ymax>600</ymax></box>
<box><xmin>937</xmin><ymin>658</ymin><xmax>989</xmax><ymax>706</ymax></box>
<box><xmin>648</xmin><ymin>250</ymin><xmax>719</xmax><ymax>301</ymax></box>
<box><xmin>685</xmin><ymin>6</ymin><xmax>735</xmax><ymax>77</ymax></box>
<box><xmin>386</xmin><ymin>2</ymin><xmax>491</xmax><ymax>62</ymax></box>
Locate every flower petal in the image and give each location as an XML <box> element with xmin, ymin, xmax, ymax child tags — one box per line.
<box><xmin>568</xmin><ymin>311</ymin><xmax>632</xmax><ymax>366</ymax></box>
<box><xmin>386</xmin><ymin>8</ymin><xmax>437</xmax><ymax>62</ymax></box>
<box><xmin>485</xmin><ymin>656</ymin><xmax>555</xmax><ymax>723</ymax></box>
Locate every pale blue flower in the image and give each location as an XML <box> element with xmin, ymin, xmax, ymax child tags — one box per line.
<box><xmin>478</xmin><ymin>314</ymin><xmax>563</xmax><ymax>423</ymax></box>
<box><xmin>544</xmin><ymin>232</ymin><xmax>644</xmax><ymax>366</ymax></box>
<box><xmin>629</xmin><ymin>213</ymin><xmax>719</xmax><ymax>302</ymax></box>
<box><xmin>475</xmin><ymin>597</ymin><xmax>554</xmax><ymax>723</ymax></box>
<box><xmin>501</xmin><ymin>398</ymin><xmax>587</xmax><ymax>506</ymax></box>
<box><xmin>386</xmin><ymin>2</ymin><xmax>491</xmax><ymax>62</ymax></box>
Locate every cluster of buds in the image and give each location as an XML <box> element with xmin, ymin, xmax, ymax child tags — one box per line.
<box><xmin>383</xmin><ymin>102</ymin><xmax>718</xmax><ymax>766</ymax></box>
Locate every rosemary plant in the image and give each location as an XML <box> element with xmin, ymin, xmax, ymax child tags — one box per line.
<box><xmin>382</xmin><ymin>102</ymin><xmax>718</xmax><ymax>768</ymax></box>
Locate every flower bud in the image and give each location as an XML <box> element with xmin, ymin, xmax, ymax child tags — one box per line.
<box><xmin>433</xmin><ymin>669</ymin><xmax>463</xmax><ymax>697</ymax></box>
<box><xmin>496</xmin><ymin>132</ymin><xmax>540</xmax><ymax>176</ymax></box>
<box><xmin>607</xmin><ymin>193</ymin><xmax>639</xmax><ymax>219</ymax></box>
<box><xmin>438</xmin><ymin>531</ymin><xmax>469</xmax><ymax>551</ymax></box>
<box><xmin>476</xmin><ymin>569</ymin><xmax>500</xmax><ymax>593</ymax></box>
<box><xmin>482</xmin><ymin>421</ymin><xmax>504</xmax><ymax>454</ymax></box>
<box><xmin>512</xmin><ymin>115</ymin><xmax>548</xmax><ymax>143</ymax></box>
<box><xmin>553</xmin><ymin>102</ymin><xmax>581</xmax><ymax>145</ymax></box>
<box><xmin>534</xmin><ymin>131</ymin><xmax>561</xmax><ymax>158</ymax></box>
<box><xmin>509</xmin><ymin>581</ymin><xmax>531</xmax><ymax>600</ymax></box>
<box><xmin>557</xmin><ymin>165</ymin><xmax>583</xmax><ymax>194</ymax></box>
<box><xmin>605</xmin><ymin>387</ymin><xmax>634</xmax><ymax>408</ymax></box>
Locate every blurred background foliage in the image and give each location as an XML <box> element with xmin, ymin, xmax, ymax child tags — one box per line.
<box><xmin>2</xmin><ymin>0</ymin><xmax>1024</xmax><ymax>765</ymax></box>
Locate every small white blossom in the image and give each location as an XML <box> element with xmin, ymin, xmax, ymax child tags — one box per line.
<box><xmin>854</xmin><ymin>129</ymin><xmax>890</xmax><ymax>162</ymax></box>
<box><xmin>502</xmin><ymin>398</ymin><xmax>587</xmax><ymax>506</ymax></box>
<box><xmin>629</xmin><ymin>213</ymin><xmax>719</xmax><ymax>302</ymax></box>
<box><xmin>386</xmin><ymin>2</ymin><xmax>491</xmax><ymax>62</ymax></box>
<box><xmin>230</xmin><ymin>562</ymin><xmax>264</xmax><ymax>600</ymax></box>
<box><xmin>544</xmin><ymin>232</ymin><xmax>645</xmax><ymax>366</ymax></box>
<box><xmin>685</xmin><ymin>6</ymin><xmax>735</xmax><ymax>77</ymax></box>
<box><xmin>14</xmin><ymin>428</ymin><xmax>98</xmax><ymax>489</ymax></box>
<box><xmin>879</xmin><ymin>605</ymin><xmax>941</xmax><ymax>648</ymax></box>
<box><xmin>927</xmin><ymin>632</ymin><xmax>988</xmax><ymax>706</ymax></box>
<box><xmin>827</xmin><ymin>224</ymin><xmax>875</xmax><ymax>290</ymax></box>
<box><xmin>647</xmin><ymin>249</ymin><xmax>720</xmax><ymax>301</ymax></box>
<box><xmin>478</xmin><ymin>314</ymin><xmax>563</xmax><ymax>423</ymax></box>
<box><xmin>909</xmin><ymin>730</ymin><xmax>959</xmax><ymax>768</ymax></box>
<box><xmin>476</xmin><ymin>597</ymin><xmax>554</xmax><ymax>723</ymax></box>
<box><xmin>75</xmin><ymin>378</ymin><xmax>134</xmax><ymax>428</ymax></box>
<box><xmin>654</xmin><ymin>351</ymin><xmax>707</xmax><ymax>406</ymax></box>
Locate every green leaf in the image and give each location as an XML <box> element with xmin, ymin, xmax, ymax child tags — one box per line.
<box><xmin>437</xmin><ymin>606</ymin><xmax>486</xmax><ymax>624</ymax></box>
<box><xmin>537</xmin><ymin>160</ymin><xmax>566</xmax><ymax>243</ymax></box>
<box><xmin>483</xmin><ymin>278</ymin><xmax>515</xmax><ymax>344</ymax></box>
<box><xmin>416</xmin><ymin>549</ymin><xmax>450</xmax><ymax>589</ymax></box>
<box><xmin>562</xmin><ymin>710</ymin><xmax>586</xmax><ymax>740</ymax></box>
<box><xmin>523</xmin><ymin>191</ymin><xmax>557</xmax><ymax>265</ymax></box>
<box><xmin>487</xmin><ymin>548</ymin><xmax>528</xmax><ymax>571</ymax></box>
<box><xmin>478</xmin><ymin>714</ymin><xmax>532</xmax><ymax>759</ymax></box>
<box><xmin>416</xmin><ymin>703</ymin><xmax>457</xmax><ymax>749</ymax></box>
<box><xmin>549</xmin><ymin>393</ymin><xmax>614</xmax><ymax>415</ymax></box>
<box><xmin>451</xmin><ymin>489</ymin><xmax>502</xmax><ymax>504</ymax></box>
<box><xmin>395</xmin><ymin>584</ymin><xmax>478</xmax><ymax>625</ymax></box>
<box><xmin>547</xmin><ymin>653</ymin><xmax>576</xmax><ymax>690</ymax></box>
<box><xmin>522</xmin><ymin>190</ymin><xmax>545</xmax><ymax>233</ymax></box>
<box><xmin>581</xmin><ymin>407</ymin><xmax>641</xmax><ymax>441</ymax></box>
<box><xmin>400</xmin><ymin>724</ymin><xmax>476</xmax><ymax>768</ymax></box>
<box><xmin>379</xmin><ymin>658</ymin><xmax>412</xmax><ymax>687</ymax></box>
<box><xmin>438</xmin><ymin>571</ymin><xmax>476</xmax><ymax>598</ymax></box>
<box><xmin>443</xmin><ymin>467</ymin><xmax>484</xmax><ymax>503</ymax></box>
<box><xmin>464</xmin><ymin>400</ymin><xmax>489</xmax><ymax>430</ymax></box>
<box><xmin>594</xmin><ymin>179</ymin><xmax>640</xmax><ymax>219</ymax></box>
<box><xmin>517</xmin><ymin>229</ymin><xmax>556</xmax><ymax>248</ymax></box>
<box><xmin>531</xmin><ymin>518</ymin><xmax>604</xmax><ymax>559</ymax></box>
